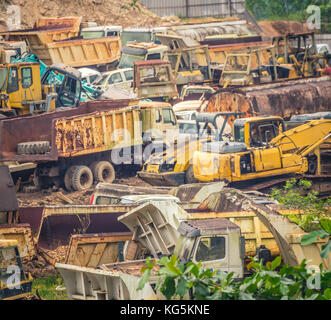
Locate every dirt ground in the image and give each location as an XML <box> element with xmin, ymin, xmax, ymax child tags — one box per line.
<box><xmin>17</xmin><ymin>175</ymin><xmax>151</xmax><ymax>207</ymax></box>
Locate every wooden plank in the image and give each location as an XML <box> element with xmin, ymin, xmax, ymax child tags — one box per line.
<box><xmin>87</xmin><ymin>243</ymin><xmax>107</xmax><ymax>268</ymax></box>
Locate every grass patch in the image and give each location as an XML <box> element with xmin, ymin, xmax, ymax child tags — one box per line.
<box><xmin>32</xmin><ymin>275</ymin><xmax>68</xmax><ymax>300</ymax></box>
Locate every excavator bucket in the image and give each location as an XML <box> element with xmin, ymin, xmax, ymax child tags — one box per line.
<box><xmin>65</xmin><ymin>232</ymin><xmax>133</xmax><ymax>268</ymax></box>
<box><xmin>36</xmin><ymin>205</ymin><xmax>135</xmax><ymax>251</ymax></box>
<box><xmin>203</xmin><ymin>76</ymin><xmax>331</xmax><ymax>120</ymax></box>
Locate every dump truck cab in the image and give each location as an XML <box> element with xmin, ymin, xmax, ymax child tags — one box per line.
<box><xmin>139</xmin><ymin>101</ymin><xmax>178</xmax><ymax>145</ymax></box>
<box><xmin>0</xmin><ymin>61</ymin><xmax>82</xmax><ymax>117</ymax></box>
<box><xmin>133</xmin><ymin>60</ymin><xmax>178</xmax><ymax>101</ymax></box>
<box><xmin>174</xmin><ymin>219</ymin><xmax>244</xmax><ymax>277</ymax></box>
<box><xmin>80</xmin><ymin>26</ymin><xmax>122</xmax><ymax>39</ymax></box>
<box><xmin>118</xmin><ymin>42</ymin><xmax>169</xmax><ymax>69</ymax></box>
<box><xmin>0</xmin><ymin>239</ymin><xmax>33</xmax><ymax>300</ymax></box>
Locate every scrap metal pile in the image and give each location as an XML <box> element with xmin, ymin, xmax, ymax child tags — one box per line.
<box><xmin>0</xmin><ymin>15</ymin><xmax>330</xmax><ymax>300</ymax></box>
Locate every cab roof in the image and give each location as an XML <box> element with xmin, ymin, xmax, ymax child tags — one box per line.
<box><xmin>178</xmin><ymin>218</ymin><xmax>240</xmax><ymax>237</ymax></box>
<box><xmin>139</xmin><ymin>101</ymin><xmax>172</xmax><ymax>109</ymax></box>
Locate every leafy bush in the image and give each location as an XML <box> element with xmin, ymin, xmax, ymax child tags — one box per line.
<box><xmin>271</xmin><ymin>179</ymin><xmax>331</xmax><ymax>232</ymax></box>
<box><xmin>138</xmin><ymin>255</ymin><xmax>331</xmax><ymax>300</ymax></box>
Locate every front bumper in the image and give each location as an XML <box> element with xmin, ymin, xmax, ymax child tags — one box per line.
<box><xmin>138</xmin><ymin>171</ymin><xmax>185</xmax><ymax>186</ymax></box>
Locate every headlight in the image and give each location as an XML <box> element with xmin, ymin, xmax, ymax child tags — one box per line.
<box><xmin>160</xmin><ymin>162</ymin><xmax>176</xmax><ymax>173</ymax></box>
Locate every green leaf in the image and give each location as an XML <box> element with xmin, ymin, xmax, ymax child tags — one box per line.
<box><xmin>157</xmin><ymin>256</ymin><xmax>169</xmax><ymax>266</ymax></box>
<box><xmin>176</xmin><ymin>277</ymin><xmax>189</xmax><ymax>298</ymax></box>
<box><xmin>271</xmin><ymin>256</ymin><xmax>282</xmax><ymax>270</ymax></box>
<box><xmin>161</xmin><ymin>278</ymin><xmax>176</xmax><ymax>300</ymax></box>
<box><xmin>137</xmin><ymin>270</ymin><xmax>150</xmax><ymax>291</ymax></box>
<box><xmin>301</xmin><ymin>230</ymin><xmax>329</xmax><ymax>246</ymax></box>
<box><xmin>320</xmin><ymin>239</ymin><xmax>331</xmax><ymax>259</ymax></box>
<box><xmin>238</xmin><ymin>292</ymin><xmax>255</xmax><ymax>300</ymax></box>
<box><xmin>320</xmin><ymin>218</ymin><xmax>331</xmax><ymax>234</ymax></box>
<box><xmin>324</xmin><ymin>288</ymin><xmax>331</xmax><ymax>300</ymax></box>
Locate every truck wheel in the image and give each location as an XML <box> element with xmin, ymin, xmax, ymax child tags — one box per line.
<box><xmin>185</xmin><ymin>165</ymin><xmax>198</xmax><ymax>184</ymax></box>
<box><xmin>64</xmin><ymin>166</ymin><xmax>79</xmax><ymax>191</ymax></box>
<box><xmin>71</xmin><ymin>166</ymin><xmax>94</xmax><ymax>191</ymax></box>
<box><xmin>91</xmin><ymin>161</ymin><xmax>115</xmax><ymax>183</ymax></box>
<box><xmin>17</xmin><ymin>141</ymin><xmax>50</xmax><ymax>155</ymax></box>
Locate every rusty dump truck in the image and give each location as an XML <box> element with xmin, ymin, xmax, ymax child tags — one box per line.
<box><xmin>0</xmin><ymin>99</ymin><xmax>179</xmax><ymax>191</ymax></box>
<box><xmin>0</xmin><ymin>17</ymin><xmax>121</xmax><ymax>71</ymax></box>
<box><xmin>55</xmin><ymin>185</ymin><xmax>330</xmax><ymax>300</ymax></box>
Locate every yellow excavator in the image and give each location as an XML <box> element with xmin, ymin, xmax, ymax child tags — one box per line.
<box><xmin>193</xmin><ymin>116</ymin><xmax>331</xmax><ymax>185</ymax></box>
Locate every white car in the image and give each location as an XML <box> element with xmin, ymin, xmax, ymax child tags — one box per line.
<box><xmin>93</xmin><ymin>68</ymin><xmax>134</xmax><ymax>91</ymax></box>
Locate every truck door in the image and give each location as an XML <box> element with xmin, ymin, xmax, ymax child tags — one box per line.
<box><xmin>6</xmin><ymin>66</ymin><xmax>21</xmax><ymax>109</ymax></box>
<box><xmin>107</xmin><ymin>71</ymin><xmax>124</xmax><ymax>90</ymax></box>
<box><xmin>58</xmin><ymin>76</ymin><xmax>81</xmax><ymax>108</ymax></box>
<box><xmin>19</xmin><ymin>65</ymin><xmax>42</xmax><ymax>103</ymax></box>
<box><xmin>160</xmin><ymin>107</ymin><xmax>178</xmax><ymax>143</ymax></box>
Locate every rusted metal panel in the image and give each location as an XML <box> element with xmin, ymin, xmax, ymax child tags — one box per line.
<box><xmin>0</xmin><ymin>165</ymin><xmax>18</xmax><ymax>213</ymax></box>
<box><xmin>203</xmin><ymin>76</ymin><xmax>331</xmax><ymax>119</ymax></box>
<box><xmin>36</xmin><ymin>205</ymin><xmax>136</xmax><ymax>250</ymax></box>
<box><xmin>207</xmin><ymin>41</ymin><xmax>272</xmax><ymax>64</ymax></box>
<box><xmin>54</xmin><ymin>107</ymin><xmax>142</xmax><ymax>157</ymax></box>
<box><xmin>65</xmin><ymin>232</ymin><xmax>133</xmax><ymax>267</ymax></box>
<box><xmin>0</xmin><ymin>99</ymin><xmax>132</xmax><ymax>162</ymax></box>
<box><xmin>0</xmin><ymin>224</ymin><xmax>37</xmax><ymax>261</ymax></box>
<box><xmin>250</xmin><ymin>204</ymin><xmax>330</xmax><ymax>269</ymax></box>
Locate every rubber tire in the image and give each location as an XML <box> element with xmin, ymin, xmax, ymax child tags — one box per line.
<box><xmin>64</xmin><ymin>165</ymin><xmax>79</xmax><ymax>191</ymax></box>
<box><xmin>71</xmin><ymin>166</ymin><xmax>94</xmax><ymax>191</ymax></box>
<box><xmin>17</xmin><ymin>141</ymin><xmax>50</xmax><ymax>155</ymax></box>
<box><xmin>185</xmin><ymin>165</ymin><xmax>198</xmax><ymax>184</ymax></box>
<box><xmin>91</xmin><ymin>161</ymin><xmax>115</xmax><ymax>183</ymax></box>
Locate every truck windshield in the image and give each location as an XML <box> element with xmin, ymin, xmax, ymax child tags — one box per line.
<box><xmin>195</xmin><ymin>237</ymin><xmax>226</xmax><ymax>262</ymax></box>
<box><xmin>119</xmin><ymin>53</ymin><xmax>145</xmax><ymax>68</ymax></box>
<box><xmin>0</xmin><ymin>68</ymin><xmax>7</xmax><ymax>91</ymax></box>
<box><xmin>121</xmin><ymin>31</ymin><xmax>152</xmax><ymax>46</ymax></box>
<box><xmin>81</xmin><ymin>31</ymin><xmax>105</xmax><ymax>39</ymax></box>
<box><xmin>224</xmin><ymin>55</ymin><xmax>249</xmax><ymax>73</ymax></box>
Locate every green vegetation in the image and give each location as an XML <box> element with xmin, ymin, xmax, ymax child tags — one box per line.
<box><xmin>138</xmin><ymin>255</ymin><xmax>331</xmax><ymax>300</ymax></box>
<box><xmin>246</xmin><ymin>0</ymin><xmax>331</xmax><ymax>33</ymax></box>
<box><xmin>32</xmin><ymin>275</ymin><xmax>68</xmax><ymax>300</ymax></box>
<box><xmin>271</xmin><ymin>179</ymin><xmax>331</xmax><ymax>232</ymax></box>
<box><xmin>271</xmin><ymin>179</ymin><xmax>331</xmax><ymax>259</ymax></box>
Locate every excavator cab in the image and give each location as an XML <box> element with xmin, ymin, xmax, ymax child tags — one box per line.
<box><xmin>233</xmin><ymin>117</ymin><xmax>285</xmax><ymax>148</ymax></box>
<box><xmin>41</xmin><ymin>63</ymin><xmax>81</xmax><ymax>109</ymax></box>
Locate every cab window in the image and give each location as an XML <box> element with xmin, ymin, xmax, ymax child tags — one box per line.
<box><xmin>162</xmin><ymin>108</ymin><xmax>176</xmax><ymax>124</ymax></box>
<box><xmin>195</xmin><ymin>237</ymin><xmax>226</xmax><ymax>262</ymax></box>
<box><xmin>21</xmin><ymin>67</ymin><xmax>33</xmax><ymax>88</ymax></box>
<box><xmin>7</xmin><ymin>67</ymin><xmax>19</xmax><ymax>93</ymax></box>
<box><xmin>108</xmin><ymin>72</ymin><xmax>123</xmax><ymax>84</ymax></box>
<box><xmin>147</xmin><ymin>53</ymin><xmax>161</xmax><ymax>60</ymax></box>
<box><xmin>96</xmin><ymin>196</ymin><xmax>121</xmax><ymax>205</ymax></box>
<box><xmin>124</xmin><ymin>70</ymin><xmax>134</xmax><ymax>81</ymax></box>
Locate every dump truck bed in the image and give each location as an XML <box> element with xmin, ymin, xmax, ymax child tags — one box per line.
<box><xmin>0</xmin><ymin>99</ymin><xmax>137</xmax><ymax>162</ymax></box>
